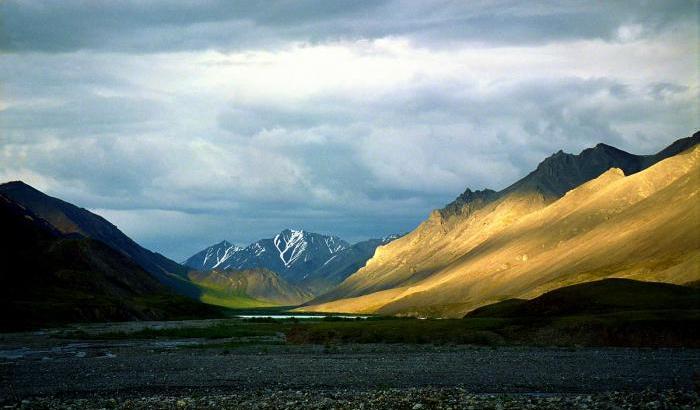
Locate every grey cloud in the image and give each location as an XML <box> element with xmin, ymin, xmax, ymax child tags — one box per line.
<box><xmin>1</xmin><ymin>0</ymin><xmax>695</xmax><ymax>53</ymax></box>
<box><xmin>217</xmin><ymin>103</ymin><xmax>351</xmax><ymax>135</ymax></box>
<box><xmin>3</xmin><ymin>70</ymin><xmax>697</xmax><ymax>257</ymax></box>
<box><xmin>648</xmin><ymin>82</ymin><xmax>689</xmax><ymax>100</ymax></box>
<box><xmin>0</xmin><ymin>0</ymin><xmax>388</xmax><ymax>52</ymax></box>
<box><xmin>0</xmin><ymin>95</ymin><xmax>162</xmax><ymax>136</ymax></box>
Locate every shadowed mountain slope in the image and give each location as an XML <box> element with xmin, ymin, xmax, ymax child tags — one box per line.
<box><xmin>466</xmin><ymin>278</ymin><xmax>700</xmax><ymax>318</ymax></box>
<box><xmin>0</xmin><ymin>194</ymin><xmax>218</xmax><ymax>330</ymax></box>
<box><xmin>440</xmin><ymin>132</ymin><xmax>699</xmax><ymax>221</ymax></box>
<box><xmin>0</xmin><ymin>181</ymin><xmax>197</xmax><ymax>296</ymax></box>
<box><xmin>301</xmin><ymin>235</ymin><xmax>403</xmax><ymax>295</ymax></box>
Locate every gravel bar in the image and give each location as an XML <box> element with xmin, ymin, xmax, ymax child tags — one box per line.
<box><xmin>1</xmin><ymin>324</ymin><xmax>699</xmax><ymax>408</ymax></box>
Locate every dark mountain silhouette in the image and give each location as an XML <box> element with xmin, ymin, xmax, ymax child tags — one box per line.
<box><xmin>0</xmin><ymin>194</ymin><xmax>218</xmax><ymax>330</ymax></box>
<box><xmin>0</xmin><ymin>181</ymin><xmax>197</xmax><ymax>296</ymax></box>
<box><xmin>466</xmin><ymin>278</ymin><xmax>700</xmax><ymax>318</ymax></box>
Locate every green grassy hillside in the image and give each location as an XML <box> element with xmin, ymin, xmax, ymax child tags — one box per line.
<box><xmin>189</xmin><ymin>268</ymin><xmax>312</xmax><ymax>308</ymax></box>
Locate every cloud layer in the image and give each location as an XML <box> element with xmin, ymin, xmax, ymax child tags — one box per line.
<box><xmin>1</xmin><ymin>1</ymin><xmax>698</xmax><ymax>259</ymax></box>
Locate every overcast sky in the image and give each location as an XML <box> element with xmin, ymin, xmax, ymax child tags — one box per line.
<box><xmin>1</xmin><ymin>0</ymin><xmax>698</xmax><ymax>260</ymax></box>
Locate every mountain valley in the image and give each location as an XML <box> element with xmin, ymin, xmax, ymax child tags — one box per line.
<box><xmin>2</xmin><ymin>133</ymin><xmax>698</xmax><ymax>324</ymax></box>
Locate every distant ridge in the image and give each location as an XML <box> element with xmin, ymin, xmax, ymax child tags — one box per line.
<box><xmin>183</xmin><ymin>229</ymin><xmax>349</xmax><ymax>284</ymax></box>
<box><xmin>184</xmin><ymin>231</ymin><xmax>401</xmax><ymax>295</ymax></box>
<box><xmin>441</xmin><ymin>132</ymin><xmax>700</xmax><ymax>219</ymax></box>
<box><xmin>302</xmin><ymin>234</ymin><xmax>403</xmax><ymax>295</ymax></box>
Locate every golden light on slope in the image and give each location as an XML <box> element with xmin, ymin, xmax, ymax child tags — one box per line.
<box><xmin>300</xmin><ymin>145</ymin><xmax>700</xmax><ymax>317</ymax></box>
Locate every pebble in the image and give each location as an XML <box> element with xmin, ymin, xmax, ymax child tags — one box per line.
<box><xmin>2</xmin><ymin>388</ymin><xmax>697</xmax><ymax>409</ymax></box>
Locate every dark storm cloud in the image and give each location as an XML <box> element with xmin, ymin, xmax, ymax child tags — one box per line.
<box><xmin>1</xmin><ymin>0</ymin><xmax>695</xmax><ymax>53</ymax></box>
<box><xmin>0</xmin><ymin>0</ymin><xmax>387</xmax><ymax>52</ymax></box>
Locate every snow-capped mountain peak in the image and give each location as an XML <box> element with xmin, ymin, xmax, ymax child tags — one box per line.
<box><xmin>210</xmin><ymin>243</ymin><xmax>244</xmax><ymax>269</ymax></box>
<box><xmin>183</xmin><ymin>229</ymin><xmax>351</xmax><ymax>284</ymax></box>
<box><xmin>182</xmin><ymin>240</ymin><xmax>243</xmax><ymax>271</ymax></box>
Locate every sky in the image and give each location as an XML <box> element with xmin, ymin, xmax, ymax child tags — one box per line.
<box><xmin>1</xmin><ymin>0</ymin><xmax>698</xmax><ymax>261</ymax></box>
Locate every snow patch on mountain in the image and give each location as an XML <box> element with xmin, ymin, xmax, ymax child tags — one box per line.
<box><xmin>207</xmin><ymin>242</ymin><xmax>244</xmax><ymax>269</ymax></box>
<box><xmin>274</xmin><ymin>229</ymin><xmax>308</xmax><ymax>267</ymax></box>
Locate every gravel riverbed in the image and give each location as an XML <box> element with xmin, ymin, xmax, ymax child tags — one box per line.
<box><xmin>1</xmin><ymin>321</ymin><xmax>699</xmax><ymax>409</ymax></box>
<box><xmin>5</xmin><ymin>388</ymin><xmax>700</xmax><ymax>409</ymax></box>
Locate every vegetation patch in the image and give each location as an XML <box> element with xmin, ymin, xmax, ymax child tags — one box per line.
<box><xmin>65</xmin><ymin>321</ymin><xmax>284</xmax><ymax>340</ymax></box>
<box><xmin>63</xmin><ymin>278</ymin><xmax>700</xmax><ymax>349</ymax></box>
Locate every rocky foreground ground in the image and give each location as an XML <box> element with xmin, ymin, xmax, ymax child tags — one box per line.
<box><xmin>6</xmin><ymin>388</ymin><xmax>700</xmax><ymax>409</ymax></box>
<box><xmin>1</xmin><ymin>320</ymin><xmax>699</xmax><ymax>409</ymax></box>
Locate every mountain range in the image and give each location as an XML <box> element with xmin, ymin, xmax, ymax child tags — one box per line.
<box><xmin>300</xmin><ymin>132</ymin><xmax>700</xmax><ymax>317</ymax></box>
<box><xmin>184</xmin><ymin>229</ymin><xmax>349</xmax><ymax>283</ymax></box>
<box><xmin>2</xmin><ymin>131</ymin><xmax>698</xmax><ymax>326</ymax></box>
<box><xmin>184</xmin><ymin>231</ymin><xmax>401</xmax><ymax>294</ymax></box>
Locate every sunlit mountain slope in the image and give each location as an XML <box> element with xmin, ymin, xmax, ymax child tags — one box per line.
<box><xmin>302</xmin><ymin>135</ymin><xmax>699</xmax><ymax>317</ymax></box>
